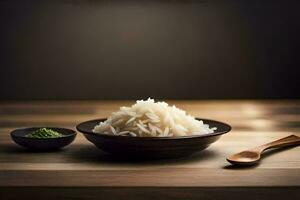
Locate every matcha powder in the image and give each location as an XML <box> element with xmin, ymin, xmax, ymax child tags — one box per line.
<box><xmin>26</xmin><ymin>128</ymin><xmax>63</xmax><ymax>138</ymax></box>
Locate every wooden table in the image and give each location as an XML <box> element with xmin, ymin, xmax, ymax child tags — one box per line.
<box><xmin>0</xmin><ymin>100</ymin><xmax>299</xmax><ymax>200</ymax></box>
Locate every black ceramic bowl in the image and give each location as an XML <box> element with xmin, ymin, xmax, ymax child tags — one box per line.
<box><xmin>76</xmin><ymin>118</ymin><xmax>231</xmax><ymax>159</ymax></box>
<box><xmin>11</xmin><ymin>127</ymin><xmax>77</xmax><ymax>150</ymax></box>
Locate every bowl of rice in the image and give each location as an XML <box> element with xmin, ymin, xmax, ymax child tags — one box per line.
<box><xmin>76</xmin><ymin>99</ymin><xmax>231</xmax><ymax>159</ymax></box>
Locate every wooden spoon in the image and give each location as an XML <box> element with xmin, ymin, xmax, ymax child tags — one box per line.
<box><xmin>227</xmin><ymin>135</ymin><xmax>300</xmax><ymax>166</ymax></box>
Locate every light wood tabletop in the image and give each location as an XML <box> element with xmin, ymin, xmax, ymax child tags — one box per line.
<box><xmin>0</xmin><ymin>100</ymin><xmax>299</xmax><ymax>199</ymax></box>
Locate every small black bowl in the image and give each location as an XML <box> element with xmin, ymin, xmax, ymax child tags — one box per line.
<box><xmin>11</xmin><ymin>127</ymin><xmax>77</xmax><ymax>150</ymax></box>
<box><xmin>76</xmin><ymin>118</ymin><xmax>231</xmax><ymax>159</ymax></box>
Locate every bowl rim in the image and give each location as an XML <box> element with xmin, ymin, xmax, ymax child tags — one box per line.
<box><xmin>10</xmin><ymin>127</ymin><xmax>77</xmax><ymax>140</ymax></box>
<box><xmin>76</xmin><ymin>118</ymin><xmax>231</xmax><ymax>140</ymax></box>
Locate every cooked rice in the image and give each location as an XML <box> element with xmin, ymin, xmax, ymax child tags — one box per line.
<box><xmin>93</xmin><ymin>99</ymin><xmax>216</xmax><ymax>137</ymax></box>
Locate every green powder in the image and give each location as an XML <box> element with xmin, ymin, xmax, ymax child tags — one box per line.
<box><xmin>26</xmin><ymin>128</ymin><xmax>63</xmax><ymax>138</ymax></box>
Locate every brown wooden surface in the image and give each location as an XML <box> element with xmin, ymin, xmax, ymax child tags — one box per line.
<box><xmin>0</xmin><ymin>100</ymin><xmax>300</xmax><ymax>199</ymax></box>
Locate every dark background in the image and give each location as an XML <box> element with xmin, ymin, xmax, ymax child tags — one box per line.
<box><xmin>0</xmin><ymin>0</ymin><xmax>299</xmax><ymax>100</ymax></box>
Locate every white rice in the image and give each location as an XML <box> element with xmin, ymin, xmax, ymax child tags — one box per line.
<box><xmin>93</xmin><ymin>98</ymin><xmax>216</xmax><ymax>137</ymax></box>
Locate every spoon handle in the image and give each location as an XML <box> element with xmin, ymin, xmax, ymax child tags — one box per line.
<box><xmin>253</xmin><ymin>135</ymin><xmax>300</xmax><ymax>152</ymax></box>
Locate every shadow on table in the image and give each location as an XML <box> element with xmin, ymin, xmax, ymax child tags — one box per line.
<box><xmin>223</xmin><ymin>145</ymin><xmax>298</xmax><ymax>170</ymax></box>
<box><xmin>68</xmin><ymin>145</ymin><xmax>219</xmax><ymax>165</ymax></box>
<box><xmin>0</xmin><ymin>143</ymin><xmax>219</xmax><ymax>165</ymax></box>
<box><xmin>0</xmin><ymin>143</ymin><xmax>65</xmax><ymax>153</ymax></box>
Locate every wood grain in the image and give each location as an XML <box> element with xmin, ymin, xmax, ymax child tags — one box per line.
<box><xmin>1</xmin><ymin>187</ymin><xmax>299</xmax><ymax>200</ymax></box>
<box><xmin>0</xmin><ymin>100</ymin><xmax>300</xmax><ymax>199</ymax></box>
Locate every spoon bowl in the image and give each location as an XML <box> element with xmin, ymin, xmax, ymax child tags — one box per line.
<box><xmin>227</xmin><ymin>151</ymin><xmax>261</xmax><ymax>165</ymax></box>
